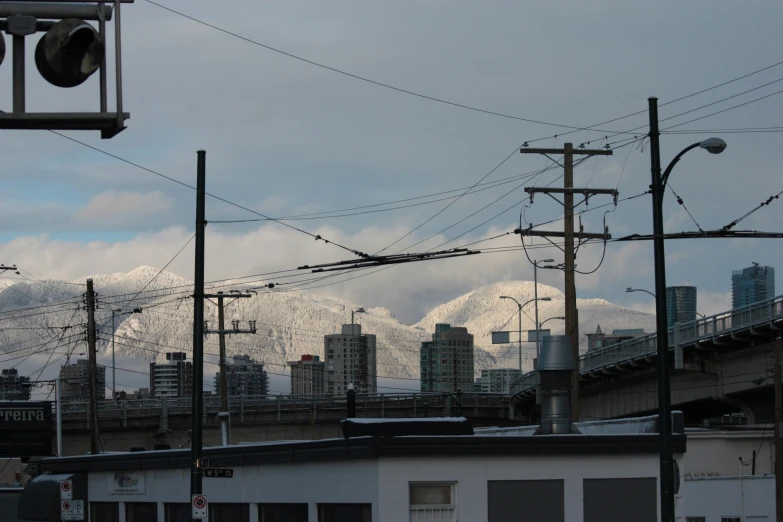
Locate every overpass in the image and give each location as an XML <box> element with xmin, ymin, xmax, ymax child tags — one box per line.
<box><xmin>58</xmin><ymin>392</ymin><xmax>514</xmax><ymax>455</ymax></box>
<box><xmin>510</xmin><ymin>295</ymin><xmax>783</xmax><ymax>424</ymax></box>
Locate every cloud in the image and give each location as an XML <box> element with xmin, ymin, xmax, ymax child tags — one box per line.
<box><xmin>75</xmin><ymin>190</ymin><xmax>171</xmax><ymax>223</ymax></box>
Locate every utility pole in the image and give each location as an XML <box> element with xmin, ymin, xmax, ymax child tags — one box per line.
<box><xmin>203</xmin><ymin>292</ymin><xmax>255</xmax><ymax>414</ymax></box>
<box><xmin>518</xmin><ymin>143</ymin><xmax>614</xmax><ymax>422</ymax></box>
<box><xmin>85</xmin><ymin>278</ymin><xmax>99</xmax><ymax>455</ymax></box>
<box><xmin>775</xmin><ymin>336</ymin><xmax>782</xmax><ymax>522</ymax></box>
<box><xmin>190</xmin><ymin>150</ymin><xmax>207</xmax><ymax>510</ymax></box>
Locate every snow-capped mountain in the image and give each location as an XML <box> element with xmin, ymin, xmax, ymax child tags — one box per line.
<box><xmin>0</xmin><ymin>268</ymin><xmax>655</xmax><ymax>379</ymax></box>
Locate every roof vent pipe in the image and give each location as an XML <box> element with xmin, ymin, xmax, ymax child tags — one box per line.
<box><xmin>534</xmin><ymin>335</ymin><xmax>581</xmax><ymax>435</ymax></box>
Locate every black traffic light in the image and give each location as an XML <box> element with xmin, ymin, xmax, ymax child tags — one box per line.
<box><xmin>35</xmin><ymin>18</ymin><xmax>103</xmax><ymax>88</ymax></box>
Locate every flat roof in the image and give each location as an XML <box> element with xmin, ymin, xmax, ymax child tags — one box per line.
<box><xmin>40</xmin><ymin>433</ymin><xmax>686</xmax><ymax>474</ymax></box>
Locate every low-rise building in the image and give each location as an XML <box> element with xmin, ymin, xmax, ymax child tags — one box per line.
<box><xmin>474</xmin><ymin>368</ymin><xmax>521</xmax><ymax>393</ymax></box>
<box><xmin>0</xmin><ymin>368</ymin><xmax>31</xmax><ymax>401</ymax></box>
<box><xmin>288</xmin><ymin>354</ymin><xmax>325</xmax><ymax>395</ymax></box>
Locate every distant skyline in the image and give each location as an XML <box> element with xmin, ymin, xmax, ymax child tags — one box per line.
<box><xmin>1</xmin><ymin>2</ymin><xmax>781</xmax><ymax>381</ymax></box>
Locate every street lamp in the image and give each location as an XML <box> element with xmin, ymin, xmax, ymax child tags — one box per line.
<box><xmin>626</xmin><ymin>287</ymin><xmax>656</xmax><ymax>299</ymax></box>
<box><xmin>534</xmin><ymin>259</ymin><xmax>555</xmax><ymax>361</ymax></box>
<box><xmin>540</xmin><ymin>316</ymin><xmax>566</xmax><ymax>328</ymax></box>
<box><xmin>649</xmin><ymin>96</ymin><xmax>727</xmax><ymax>522</ymax></box>
<box><xmin>351</xmin><ymin>307</ymin><xmax>366</xmax><ymax>326</ymax></box>
<box><xmin>499</xmin><ymin>296</ymin><xmax>552</xmax><ymax>372</ymax></box>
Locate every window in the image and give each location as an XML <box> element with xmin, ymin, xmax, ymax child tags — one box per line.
<box><xmin>488</xmin><ymin>480</ymin><xmax>563</xmax><ymax>522</ymax></box>
<box><xmin>583</xmin><ymin>478</ymin><xmax>656</xmax><ymax>522</ymax></box>
<box><xmin>210</xmin><ymin>503</ymin><xmax>250</xmax><ymax>522</ymax></box>
<box><xmin>410</xmin><ymin>482</ymin><xmax>455</xmax><ymax>522</ymax></box>
<box><xmin>259</xmin><ymin>503</ymin><xmax>308</xmax><ymax>522</ymax></box>
<box><xmin>317</xmin><ymin>504</ymin><xmax>371</xmax><ymax>522</ymax></box>
<box><xmin>686</xmin><ymin>518</ymin><xmax>706</xmax><ymax>522</ymax></box>
<box><xmin>165</xmin><ymin>503</ymin><xmax>190</xmax><ymax>522</ymax></box>
<box><xmin>91</xmin><ymin>502</ymin><xmax>120</xmax><ymax>522</ymax></box>
<box><xmin>127</xmin><ymin>503</ymin><xmax>158</xmax><ymax>522</ymax></box>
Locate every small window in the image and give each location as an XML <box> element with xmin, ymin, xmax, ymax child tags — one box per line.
<box><xmin>260</xmin><ymin>503</ymin><xmax>308</xmax><ymax>521</ymax></box>
<box><xmin>127</xmin><ymin>502</ymin><xmax>158</xmax><ymax>522</ymax></box>
<box><xmin>317</xmin><ymin>504</ymin><xmax>371</xmax><ymax>522</ymax></box>
<box><xmin>165</xmin><ymin>503</ymin><xmax>190</xmax><ymax>522</ymax></box>
<box><xmin>410</xmin><ymin>482</ymin><xmax>455</xmax><ymax>521</ymax></box>
<box><xmin>91</xmin><ymin>502</ymin><xmax>120</xmax><ymax>522</ymax></box>
<box><xmin>210</xmin><ymin>503</ymin><xmax>250</xmax><ymax>522</ymax></box>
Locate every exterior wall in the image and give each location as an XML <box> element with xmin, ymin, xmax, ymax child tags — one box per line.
<box><xmin>324</xmin><ymin>324</ymin><xmax>377</xmax><ymax>395</ymax></box>
<box><xmin>149</xmin><ymin>358</ymin><xmax>192</xmax><ymax>399</ymax></box>
<box><xmin>684</xmin><ymin>476</ymin><xmax>774</xmax><ymax>521</ymax></box>
<box><xmin>477</xmin><ymin>369</ymin><xmax>521</xmax><ymax>393</ymax></box>
<box><xmin>289</xmin><ymin>357</ymin><xmax>326</xmax><ymax>395</ymax></box>
<box><xmin>685</xmin><ymin>430</ymin><xmax>773</xmax><ymax>476</ymax></box>
<box><xmin>666</xmin><ymin>286</ymin><xmax>697</xmax><ymax>328</ymax></box>
<box><xmin>218</xmin><ymin>356</ymin><xmax>269</xmax><ymax>397</ymax></box>
<box><xmin>0</xmin><ymin>369</ymin><xmax>31</xmax><ymax>400</ymax></box>
<box><xmin>420</xmin><ymin>324</ymin><xmax>475</xmax><ymax>393</ymax></box>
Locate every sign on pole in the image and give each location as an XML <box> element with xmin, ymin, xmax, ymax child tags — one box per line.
<box><xmin>491</xmin><ymin>331</ymin><xmax>511</xmax><ymax>344</ymax></box>
<box><xmin>60</xmin><ymin>479</ymin><xmax>72</xmax><ymax>500</ymax></box>
<box><xmin>0</xmin><ymin>402</ymin><xmax>54</xmax><ymax>457</ymax></box>
<box><xmin>61</xmin><ymin>500</ymin><xmax>73</xmax><ymax>520</ymax></box>
<box><xmin>203</xmin><ymin>468</ymin><xmax>234</xmax><ymax>478</ymax></box>
<box><xmin>192</xmin><ymin>494</ymin><xmax>208</xmax><ymax>519</ymax></box>
<box><xmin>527</xmin><ymin>329</ymin><xmax>551</xmax><ymax>342</ymax></box>
<box><xmin>72</xmin><ymin>500</ymin><xmax>85</xmax><ymax>521</ymax></box>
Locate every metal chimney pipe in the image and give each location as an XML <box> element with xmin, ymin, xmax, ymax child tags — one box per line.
<box><xmin>217</xmin><ymin>412</ymin><xmax>230</xmax><ymax>446</ymax></box>
<box><xmin>534</xmin><ymin>335</ymin><xmax>580</xmax><ymax>435</ymax></box>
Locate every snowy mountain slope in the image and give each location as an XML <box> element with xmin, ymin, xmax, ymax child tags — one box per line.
<box><xmin>0</xmin><ymin>268</ymin><xmax>655</xmax><ymax>380</ymax></box>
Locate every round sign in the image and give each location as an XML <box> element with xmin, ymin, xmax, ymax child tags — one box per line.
<box><xmin>73</xmin><ymin>500</ymin><xmax>83</xmax><ymax>510</ymax></box>
<box><xmin>61</xmin><ymin>481</ymin><xmax>71</xmax><ymax>492</ymax></box>
<box><xmin>62</xmin><ymin>500</ymin><xmax>71</xmax><ymax>511</ymax></box>
<box><xmin>193</xmin><ymin>495</ymin><xmax>206</xmax><ymax>509</ymax></box>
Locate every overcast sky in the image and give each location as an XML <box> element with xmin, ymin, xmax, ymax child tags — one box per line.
<box><xmin>1</xmin><ymin>0</ymin><xmax>781</xmax><ymax>325</ymax></box>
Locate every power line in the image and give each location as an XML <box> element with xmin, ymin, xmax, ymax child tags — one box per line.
<box><xmin>722</xmin><ymin>187</ymin><xmax>783</xmax><ymax>231</ymax></box>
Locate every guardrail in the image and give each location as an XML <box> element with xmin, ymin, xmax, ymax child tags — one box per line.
<box><xmin>510</xmin><ymin>295</ymin><xmax>783</xmax><ymax>397</ymax></box>
<box><xmin>57</xmin><ymin>392</ymin><xmax>509</xmax><ymax>423</ymax></box>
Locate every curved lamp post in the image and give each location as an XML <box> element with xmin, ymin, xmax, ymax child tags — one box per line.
<box><xmin>499</xmin><ymin>296</ymin><xmax>552</xmax><ymax>372</ymax></box>
<box><xmin>649</xmin><ymin>96</ymin><xmax>727</xmax><ymax>522</ymax></box>
<box><xmin>540</xmin><ymin>316</ymin><xmax>566</xmax><ymax>328</ymax></box>
<box><xmin>626</xmin><ymin>287</ymin><xmax>656</xmax><ymax>299</ymax></box>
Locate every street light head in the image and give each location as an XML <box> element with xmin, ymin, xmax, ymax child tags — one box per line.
<box><xmin>354</xmin><ymin>307</ymin><xmax>366</xmax><ymax>314</ymax></box>
<box><xmin>541</xmin><ymin>297</ymin><xmax>552</xmax><ymax>301</ymax></box>
<box><xmin>542</xmin><ymin>259</ymin><xmax>554</xmax><ymax>263</ymax></box>
<box><xmin>626</xmin><ymin>287</ymin><xmax>634</xmax><ymax>293</ymax></box>
<box><xmin>499</xmin><ymin>296</ymin><xmax>510</xmax><ymax>300</ymax></box>
<box><xmin>113</xmin><ymin>308</ymin><xmax>122</xmax><ymax>313</ymax></box>
<box><xmin>699</xmin><ymin>137</ymin><xmax>727</xmax><ymax>155</ymax></box>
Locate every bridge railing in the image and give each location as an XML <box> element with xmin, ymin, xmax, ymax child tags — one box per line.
<box><xmin>511</xmin><ymin>295</ymin><xmax>783</xmax><ymax>397</ymax></box>
<box><xmin>59</xmin><ymin>392</ymin><xmax>509</xmax><ymax>422</ymax></box>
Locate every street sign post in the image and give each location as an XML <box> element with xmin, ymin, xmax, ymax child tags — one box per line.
<box><xmin>203</xmin><ymin>468</ymin><xmax>234</xmax><ymax>478</ymax></box>
<box><xmin>192</xmin><ymin>494</ymin><xmax>207</xmax><ymax>519</ymax></box>
<box><xmin>61</xmin><ymin>500</ymin><xmax>73</xmax><ymax>520</ymax></box>
<box><xmin>60</xmin><ymin>479</ymin><xmax>72</xmax><ymax>500</ymax></box>
<box><xmin>491</xmin><ymin>331</ymin><xmax>511</xmax><ymax>344</ymax></box>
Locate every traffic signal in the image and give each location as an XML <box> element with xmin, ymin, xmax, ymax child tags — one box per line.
<box><xmin>35</xmin><ymin>18</ymin><xmax>103</xmax><ymax>88</ymax></box>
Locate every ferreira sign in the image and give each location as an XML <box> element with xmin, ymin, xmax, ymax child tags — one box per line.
<box><xmin>0</xmin><ymin>402</ymin><xmax>53</xmax><ymax>457</ymax></box>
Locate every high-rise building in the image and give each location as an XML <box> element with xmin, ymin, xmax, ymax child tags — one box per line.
<box><xmin>150</xmin><ymin>352</ymin><xmax>193</xmax><ymax>399</ymax></box>
<box><xmin>324</xmin><ymin>324</ymin><xmax>377</xmax><ymax>395</ymax></box>
<box><xmin>732</xmin><ymin>264</ymin><xmax>775</xmax><ymax>308</ymax></box>
<box><xmin>0</xmin><ymin>368</ymin><xmax>31</xmax><ymax>400</ymax></box>
<box><xmin>420</xmin><ymin>323</ymin><xmax>475</xmax><ymax>393</ymax></box>
<box><xmin>288</xmin><ymin>354</ymin><xmax>325</xmax><ymax>395</ymax></box>
<box><xmin>474</xmin><ymin>368</ymin><xmax>521</xmax><ymax>394</ymax></box>
<box><xmin>60</xmin><ymin>359</ymin><xmax>105</xmax><ymax>401</ymax></box>
<box><xmin>215</xmin><ymin>355</ymin><xmax>269</xmax><ymax>397</ymax></box>
<box><xmin>666</xmin><ymin>286</ymin><xmax>697</xmax><ymax>327</ymax></box>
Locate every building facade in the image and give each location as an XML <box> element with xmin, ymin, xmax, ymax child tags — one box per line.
<box><xmin>474</xmin><ymin>368</ymin><xmax>521</xmax><ymax>393</ymax></box>
<box><xmin>216</xmin><ymin>355</ymin><xmax>269</xmax><ymax>397</ymax></box>
<box><xmin>0</xmin><ymin>368</ymin><xmax>31</xmax><ymax>400</ymax></box>
<box><xmin>288</xmin><ymin>354</ymin><xmax>325</xmax><ymax>395</ymax></box>
<box><xmin>420</xmin><ymin>323</ymin><xmax>475</xmax><ymax>393</ymax></box>
<box><xmin>586</xmin><ymin>325</ymin><xmax>646</xmax><ymax>352</ymax></box>
<box><xmin>150</xmin><ymin>352</ymin><xmax>192</xmax><ymax>399</ymax></box>
<box><xmin>666</xmin><ymin>286</ymin><xmax>697</xmax><ymax>327</ymax></box>
<box><xmin>324</xmin><ymin>324</ymin><xmax>377</xmax><ymax>395</ymax></box>
<box><xmin>732</xmin><ymin>263</ymin><xmax>775</xmax><ymax>308</ymax></box>
<box><xmin>60</xmin><ymin>359</ymin><xmax>105</xmax><ymax>401</ymax></box>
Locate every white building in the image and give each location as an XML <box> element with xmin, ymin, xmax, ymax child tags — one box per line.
<box><xmin>474</xmin><ymin>368</ymin><xmax>521</xmax><ymax>393</ymax></box>
<box><xmin>324</xmin><ymin>324</ymin><xmax>377</xmax><ymax>395</ymax></box>
<box><xmin>150</xmin><ymin>352</ymin><xmax>193</xmax><ymax>399</ymax></box>
<box><xmin>25</xmin><ymin>413</ymin><xmax>685</xmax><ymax>522</ymax></box>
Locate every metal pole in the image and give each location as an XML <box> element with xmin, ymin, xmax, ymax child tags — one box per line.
<box><xmin>86</xmin><ymin>279</ymin><xmax>99</xmax><ymax>455</ymax></box>
<box><xmin>774</xmin><ymin>336</ymin><xmax>782</xmax><ymax>522</ymax></box>
<box><xmin>56</xmin><ymin>373</ymin><xmax>63</xmax><ymax>456</ymax></box>
<box><xmin>740</xmin><ymin>457</ymin><xmax>745</xmax><ymax>522</ymax></box>
<box><xmin>563</xmin><ymin>143</ymin><xmax>579</xmax><ymax>422</ymax></box>
<box><xmin>111</xmin><ymin>310</ymin><xmax>116</xmax><ymax>398</ymax></box>
<box><xmin>517</xmin><ymin>304</ymin><xmax>522</xmax><ymax>373</ymax></box>
<box><xmin>648</xmin><ymin>97</ymin><xmax>674</xmax><ymax>522</ymax></box>
<box><xmin>113</xmin><ymin>0</ymin><xmax>124</xmax><ymax>129</ymax></box>
<box><xmin>98</xmin><ymin>2</ymin><xmax>107</xmax><ymax>112</ymax></box>
<box><xmin>12</xmin><ymin>35</ymin><xmax>24</xmax><ymax>113</ymax></box>
<box><xmin>217</xmin><ymin>412</ymin><xmax>229</xmax><ymax>446</ymax></box>
<box><xmin>190</xmin><ymin>151</ymin><xmax>206</xmax><ymax>510</ymax></box>
<box><xmin>534</xmin><ymin>262</ymin><xmax>540</xmax><ymax>361</ymax></box>
<box><xmin>218</xmin><ymin>293</ymin><xmax>229</xmax><ymax>414</ymax></box>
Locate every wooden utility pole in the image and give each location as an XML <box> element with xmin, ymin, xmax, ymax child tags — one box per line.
<box><xmin>518</xmin><ymin>143</ymin><xmax>614</xmax><ymax>422</ymax></box>
<box><xmin>204</xmin><ymin>291</ymin><xmax>255</xmax><ymax>414</ymax></box>
<box><xmin>85</xmin><ymin>278</ymin><xmax>99</xmax><ymax>455</ymax></box>
<box><xmin>775</xmin><ymin>336</ymin><xmax>782</xmax><ymax>522</ymax></box>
